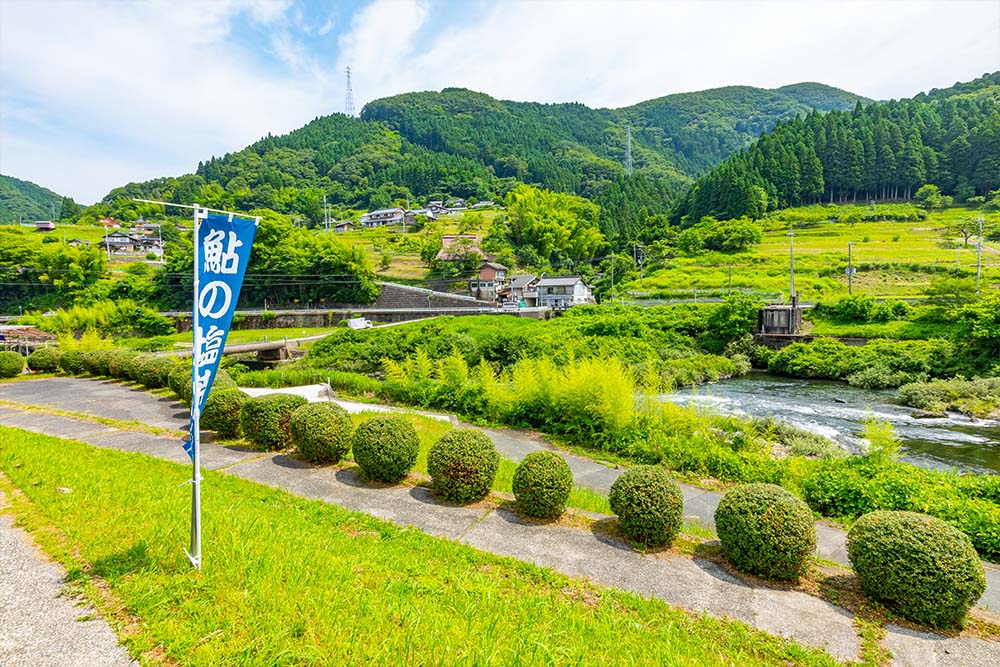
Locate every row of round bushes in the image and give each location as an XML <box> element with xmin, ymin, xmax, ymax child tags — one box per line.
<box><xmin>709</xmin><ymin>483</ymin><xmax>984</xmax><ymax>628</ymax></box>
<box><xmin>233</xmin><ymin>393</ymin><xmax>576</xmax><ymax>516</ymax></box>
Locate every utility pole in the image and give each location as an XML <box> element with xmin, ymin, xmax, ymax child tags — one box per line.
<box><xmin>977</xmin><ymin>212</ymin><xmax>984</xmax><ymax>295</ymax></box>
<box><xmin>728</xmin><ymin>265</ymin><xmax>733</xmax><ymax>295</ymax></box>
<box><xmin>788</xmin><ymin>227</ymin><xmax>796</xmax><ymax>300</ymax></box>
<box><xmin>610</xmin><ymin>253</ymin><xmax>615</xmax><ymax>303</ymax></box>
<box><xmin>848</xmin><ymin>241</ymin><xmax>854</xmax><ymax>296</ymax></box>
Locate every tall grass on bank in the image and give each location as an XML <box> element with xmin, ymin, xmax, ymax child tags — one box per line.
<box><xmin>0</xmin><ymin>427</ymin><xmax>840</xmax><ymax>667</ymax></box>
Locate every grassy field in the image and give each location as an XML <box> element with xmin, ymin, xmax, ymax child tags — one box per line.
<box><xmin>0</xmin><ymin>426</ymin><xmax>841</xmax><ymax>667</ymax></box>
<box><xmin>625</xmin><ymin>205</ymin><xmax>1000</xmax><ymax>301</ymax></box>
<box><xmin>120</xmin><ymin>327</ymin><xmax>344</xmax><ymax>350</ymax></box>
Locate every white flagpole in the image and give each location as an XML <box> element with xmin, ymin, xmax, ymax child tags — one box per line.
<box><xmin>188</xmin><ymin>204</ymin><xmax>206</xmax><ymax>570</ymax></box>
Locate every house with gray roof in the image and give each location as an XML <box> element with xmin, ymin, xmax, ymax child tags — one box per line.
<box><xmin>536</xmin><ymin>276</ymin><xmax>594</xmax><ymax>310</ymax></box>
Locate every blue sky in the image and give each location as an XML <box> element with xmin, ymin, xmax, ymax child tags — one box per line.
<box><xmin>1</xmin><ymin>0</ymin><xmax>998</xmax><ymax>204</ymax></box>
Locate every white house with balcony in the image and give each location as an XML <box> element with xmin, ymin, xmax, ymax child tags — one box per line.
<box><xmin>536</xmin><ymin>276</ymin><xmax>594</xmax><ymax>310</ymax></box>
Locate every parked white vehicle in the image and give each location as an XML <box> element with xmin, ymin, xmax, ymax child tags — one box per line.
<box><xmin>346</xmin><ymin>317</ymin><xmax>373</xmax><ymax>330</ymax></box>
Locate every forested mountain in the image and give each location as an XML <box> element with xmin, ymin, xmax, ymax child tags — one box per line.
<box><xmin>97</xmin><ymin>81</ymin><xmax>866</xmax><ymax>243</ymax></box>
<box><xmin>672</xmin><ymin>72</ymin><xmax>1000</xmax><ymax>223</ymax></box>
<box><xmin>0</xmin><ymin>174</ymin><xmax>63</xmax><ymax>223</ymax></box>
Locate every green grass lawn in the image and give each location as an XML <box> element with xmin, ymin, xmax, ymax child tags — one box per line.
<box><xmin>0</xmin><ymin>426</ymin><xmax>840</xmax><ymax>666</ymax></box>
<box><xmin>625</xmin><ymin>205</ymin><xmax>1000</xmax><ymax>302</ymax></box>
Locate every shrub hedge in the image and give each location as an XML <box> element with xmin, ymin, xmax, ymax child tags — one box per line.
<box><xmin>289</xmin><ymin>402</ymin><xmax>354</xmax><ymax>464</ymax></box>
<box><xmin>105</xmin><ymin>350</ymin><xmax>136</xmax><ymax>379</ymax></box>
<box><xmin>715</xmin><ymin>484</ymin><xmax>816</xmax><ymax>581</ymax></box>
<box><xmin>201</xmin><ymin>388</ymin><xmax>250</xmax><ymax>439</ymax></box>
<box><xmin>82</xmin><ymin>350</ymin><xmax>111</xmax><ymax>376</ymax></box>
<box><xmin>848</xmin><ymin>511</ymin><xmax>986</xmax><ymax>628</ymax></box>
<box><xmin>169</xmin><ymin>366</ymin><xmax>237</xmax><ymax>405</ymax></box>
<box><xmin>427</xmin><ymin>429</ymin><xmax>499</xmax><ymax>503</ymax></box>
<box><xmin>0</xmin><ymin>351</ymin><xmax>25</xmax><ymax>378</ymax></box>
<box><xmin>136</xmin><ymin>356</ymin><xmax>176</xmax><ymax>389</ymax></box>
<box><xmin>512</xmin><ymin>451</ymin><xmax>574</xmax><ymax>518</ymax></box>
<box><xmin>58</xmin><ymin>350</ymin><xmax>86</xmax><ymax>376</ymax></box>
<box><xmin>351</xmin><ymin>415</ymin><xmax>420</xmax><ymax>482</ymax></box>
<box><xmin>608</xmin><ymin>466</ymin><xmax>684</xmax><ymax>547</ymax></box>
<box><xmin>121</xmin><ymin>354</ymin><xmax>148</xmax><ymax>383</ymax></box>
<box><xmin>239</xmin><ymin>393</ymin><xmax>308</xmax><ymax>450</ymax></box>
<box><xmin>26</xmin><ymin>347</ymin><xmax>60</xmax><ymax>373</ymax></box>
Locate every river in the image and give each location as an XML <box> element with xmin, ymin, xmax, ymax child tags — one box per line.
<box><xmin>668</xmin><ymin>374</ymin><xmax>1000</xmax><ymax>475</ymax></box>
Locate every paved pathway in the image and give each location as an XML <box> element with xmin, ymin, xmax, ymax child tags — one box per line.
<box><xmin>1</xmin><ymin>378</ymin><xmax>999</xmax><ymax>666</ymax></box>
<box><xmin>0</xmin><ymin>494</ymin><xmax>136</xmax><ymax>667</ymax></box>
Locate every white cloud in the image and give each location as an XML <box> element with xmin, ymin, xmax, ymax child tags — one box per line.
<box><xmin>338</xmin><ymin>0</ymin><xmax>1000</xmax><ymax>109</ymax></box>
<box><xmin>0</xmin><ymin>0</ymin><xmax>327</xmax><ymax>202</ymax></box>
<box><xmin>1</xmin><ymin>0</ymin><xmax>997</xmax><ymax>204</ymax></box>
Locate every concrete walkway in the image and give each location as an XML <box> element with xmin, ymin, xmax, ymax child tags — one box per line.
<box><xmin>1</xmin><ymin>378</ymin><xmax>999</xmax><ymax>665</ymax></box>
<box><xmin>0</xmin><ymin>494</ymin><xmax>136</xmax><ymax>667</ymax></box>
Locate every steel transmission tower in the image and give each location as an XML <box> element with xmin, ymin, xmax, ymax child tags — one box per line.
<box><xmin>345</xmin><ymin>66</ymin><xmax>355</xmax><ymax>117</ymax></box>
<box><xmin>625</xmin><ymin>126</ymin><xmax>633</xmax><ymax>176</ymax></box>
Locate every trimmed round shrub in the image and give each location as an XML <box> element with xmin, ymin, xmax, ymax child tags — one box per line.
<box><xmin>512</xmin><ymin>451</ymin><xmax>574</xmax><ymax>518</ymax></box>
<box><xmin>0</xmin><ymin>351</ymin><xmax>25</xmax><ymax>378</ymax></box>
<box><xmin>201</xmin><ymin>388</ymin><xmax>250</xmax><ymax>439</ymax></box>
<box><xmin>168</xmin><ymin>364</ymin><xmax>192</xmax><ymax>402</ymax></box>
<box><xmin>715</xmin><ymin>483</ymin><xmax>816</xmax><ymax>581</ymax></box>
<box><xmin>136</xmin><ymin>356</ymin><xmax>176</xmax><ymax>389</ymax></box>
<box><xmin>289</xmin><ymin>402</ymin><xmax>353</xmax><ymax>464</ymax></box>
<box><xmin>427</xmin><ymin>429</ymin><xmax>499</xmax><ymax>503</ymax></box>
<box><xmin>121</xmin><ymin>354</ymin><xmax>149</xmax><ymax>383</ymax></box>
<box><xmin>169</xmin><ymin>365</ymin><xmax>236</xmax><ymax>405</ymax></box>
<box><xmin>59</xmin><ymin>349</ymin><xmax>86</xmax><ymax>376</ymax></box>
<box><xmin>106</xmin><ymin>350</ymin><xmax>137</xmax><ymax>379</ymax></box>
<box><xmin>82</xmin><ymin>350</ymin><xmax>111</xmax><ymax>376</ymax></box>
<box><xmin>848</xmin><ymin>511</ymin><xmax>986</xmax><ymax>628</ymax></box>
<box><xmin>239</xmin><ymin>393</ymin><xmax>308</xmax><ymax>450</ymax></box>
<box><xmin>351</xmin><ymin>415</ymin><xmax>420</xmax><ymax>482</ymax></box>
<box><xmin>26</xmin><ymin>347</ymin><xmax>60</xmax><ymax>373</ymax></box>
<box><xmin>609</xmin><ymin>466</ymin><xmax>683</xmax><ymax>547</ymax></box>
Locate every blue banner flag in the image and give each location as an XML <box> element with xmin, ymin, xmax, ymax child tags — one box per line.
<box><xmin>183</xmin><ymin>212</ymin><xmax>259</xmax><ymax>458</ymax></box>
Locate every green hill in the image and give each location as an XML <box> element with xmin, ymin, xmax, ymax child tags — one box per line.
<box><xmin>0</xmin><ymin>174</ymin><xmax>63</xmax><ymax>224</ymax></box>
<box><xmin>672</xmin><ymin>72</ymin><xmax>1000</xmax><ymax>223</ymax></box>
<box><xmin>99</xmin><ymin>81</ymin><xmax>867</xmax><ymax>243</ymax></box>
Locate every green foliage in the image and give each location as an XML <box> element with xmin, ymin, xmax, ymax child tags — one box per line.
<box><xmin>848</xmin><ymin>511</ymin><xmax>986</xmax><ymax>628</ymax></box>
<box><xmin>715</xmin><ymin>484</ymin><xmax>816</xmax><ymax>581</ymax></box>
<box><xmin>427</xmin><ymin>429</ymin><xmax>500</xmax><ymax>503</ymax></box>
<box><xmin>861</xmin><ymin>419</ymin><xmax>901</xmax><ymax>467</ymax></box>
<box><xmin>767</xmin><ymin>337</ymin><xmax>955</xmax><ymax>388</ymax></box>
<box><xmin>512</xmin><ymin>451</ymin><xmax>574</xmax><ymax>518</ymax></box>
<box><xmin>0</xmin><ymin>351</ymin><xmax>25</xmax><ymax>378</ymax></box>
<box><xmin>16</xmin><ymin>300</ymin><xmax>174</xmax><ymax>337</ymax></box>
<box><xmin>58</xmin><ymin>349</ymin><xmax>86</xmax><ymax>375</ymax></box>
<box><xmin>155</xmin><ymin>214</ymin><xmax>379</xmax><ymax>309</ymax></box>
<box><xmin>168</xmin><ymin>366</ymin><xmax>236</xmax><ymax>405</ymax></box>
<box><xmin>201</xmin><ymin>389</ymin><xmax>250</xmax><ymax>439</ymax></box>
<box><xmin>350</xmin><ymin>415</ymin><xmax>420</xmax><ymax>483</ymax></box>
<box><xmin>136</xmin><ymin>356</ymin><xmax>177</xmax><ymax>389</ymax></box>
<box><xmin>608</xmin><ymin>466</ymin><xmax>684</xmax><ymax>547</ymax></box>
<box><xmin>898</xmin><ymin>376</ymin><xmax>1000</xmax><ymax>418</ymax></box>
<box><xmin>26</xmin><ymin>347</ymin><xmax>60</xmax><ymax>373</ymax></box>
<box><xmin>674</xmin><ymin>86</ymin><xmax>1000</xmax><ymax>221</ymax></box>
<box><xmin>289</xmin><ymin>402</ymin><xmax>353</xmax><ymax>465</ymax></box>
<box><xmin>504</xmin><ymin>185</ymin><xmax>604</xmax><ymax>265</ymax></box>
<box><xmin>239</xmin><ymin>393</ymin><xmax>309</xmax><ymax>451</ymax></box>
<box><xmin>105</xmin><ymin>350</ymin><xmax>138</xmax><ymax>379</ymax></box>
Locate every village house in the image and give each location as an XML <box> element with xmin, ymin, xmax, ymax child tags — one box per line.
<box><xmin>98</xmin><ymin>217</ymin><xmax>121</xmax><ymax>228</ymax></box>
<box><xmin>66</xmin><ymin>238</ymin><xmax>91</xmax><ymax>247</ymax></box>
<box><xmin>469</xmin><ymin>261</ymin><xmax>509</xmax><ymax>302</ymax></box>
<box><xmin>34</xmin><ymin>221</ymin><xmax>55</xmax><ymax>232</ymax></box>
<box><xmin>500</xmin><ymin>274</ymin><xmax>540</xmax><ymax>307</ymax></box>
<box><xmin>536</xmin><ymin>276</ymin><xmax>594</xmax><ymax>310</ymax></box>
<box><xmin>360</xmin><ymin>208</ymin><xmax>405</xmax><ymax>228</ymax></box>
<box><xmin>332</xmin><ymin>220</ymin><xmax>356</xmax><ymax>233</ymax></box>
<box><xmin>98</xmin><ymin>231</ymin><xmax>163</xmax><ymax>254</ymax></box>
<box><xmin>470</xmin><ymin>200</ymin><xmax>496</xmax><ymax>209</ymax></box>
